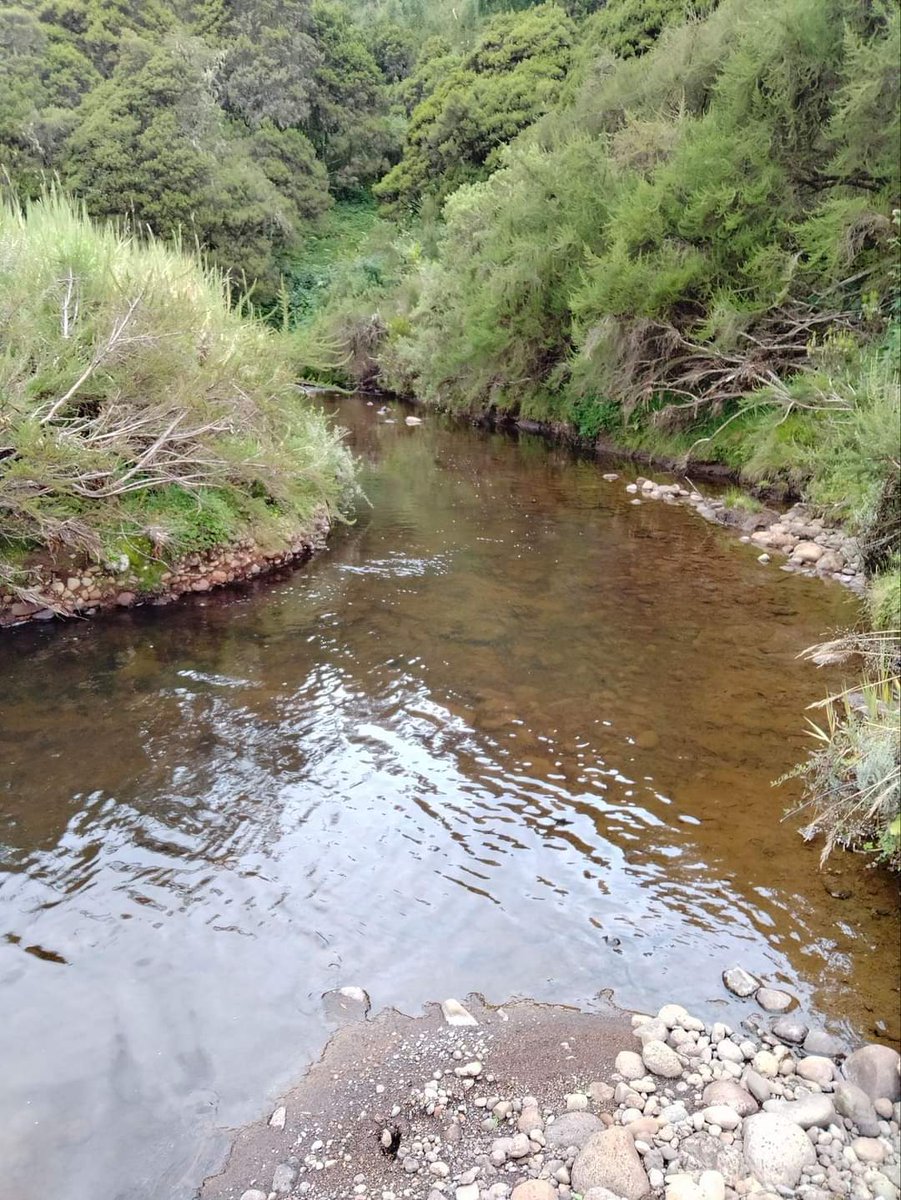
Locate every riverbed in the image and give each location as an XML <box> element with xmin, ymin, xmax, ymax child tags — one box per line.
<box><xmin>0</xmin><ymin>396</ymin><xmax>897</xmax><ymax>1200</ymax></box>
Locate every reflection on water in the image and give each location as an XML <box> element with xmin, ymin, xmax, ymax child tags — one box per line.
<box><xmin>0</xmin><ymin>397</ymin><xmax>897</xmax><ymax>1200</ymax></box>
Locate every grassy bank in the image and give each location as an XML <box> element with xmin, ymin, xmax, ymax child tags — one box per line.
<box><xmin>0</xmin><ymin>192</ymin><xmax>354</xmax><ymax>599</ymax></box>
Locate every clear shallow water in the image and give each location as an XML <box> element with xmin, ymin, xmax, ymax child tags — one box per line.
<box><xmin>0</xmin><ymin>397</ymin><xmax>897</xmax><ymax>1199</ymax></box>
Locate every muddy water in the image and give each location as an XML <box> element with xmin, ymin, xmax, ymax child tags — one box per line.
<box><xmin>0</xmin><ymin>397</ymin><xmax>897</xmax><ymax>1200</ymax></box>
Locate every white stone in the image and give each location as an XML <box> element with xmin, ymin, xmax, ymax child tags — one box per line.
<box><xmin>269</xmin><ymin>1105</ymin><xmax>286</xmax><ymax>1130</ymax></box>
<box><xmin>723</xmin><ymin>967</ymin><xmax>758</xmax><ymax>998</ymax></box>
<box><xmin>753</xmin><ymin>1051</ymin><xmax>780</xmax><ymax>1077</ymax></box>
<box><xmin>703</xmin><ymin>1105</ymin><xmax>742</xmax><ymax>1130</ymax></box>
<box><xmin>642</xmin><ymin>1040</ymin><xmax>683</xmax><ymax>1078</ymax></box>
<box><xmin>742</xmin><ymin>1113</ymin><xmax>817</xmax><ymax>1188</ymax></box>
<box><xmin>456</xmin><ymin>1186</ymin><xmax>480</xmax><ymax>1200</ymax></box>
<box><xmin>616</xmin><ymin>1051</ymin><xmax>646</xmax><ymax>1081</ymax></box>
<box><xmin>797</xmin><ymin>1056</ymin><xmax>835</xmax><ymax>1086</ymax></box>
<box><xmin>441</xmin><ymin>999</ymin><xmax>478</xmax><ymax>1027</ymax></box>
<box><xmin>756</xmin><ymin>987</ymin><xmax>794</xmax><ymax>1013</ymax></box>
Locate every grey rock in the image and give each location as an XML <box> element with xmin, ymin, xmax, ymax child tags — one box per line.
<box><xmin>757</xmin><ymin>987</ymin><xmax>795</xmax><ymax>1013</ymax></box>
<box><xmin>844</xmin><ymin>1045</ymin><xmax>901</xmax><ymax>1103</ymax></box>
<box><xmin>615</xmin><ymin>1051</ymin><xmax>645</xmax><ymax>1081</ymax></box>
<box><xmin>634</xmin><ymin>1019</ymin><xmax>668</xmax><ymax>1045</ymax></box>
<box><xmin>797</xmin><ymin>1056</ymin><xmax>835</xmax><ymax>1087</ymax></box>
<box><xmin>544</xmin><ymin>1113</ymin><xmax>604</xmax><ymax>1149</ymax></box>
<box><xmin>272</xmin><ymin>1163</ymin><xmax>297</xmax><ymax>1194</ymax></box>
<box><xmin>744</xmin><ymin>1068</ymin><xmax>772</xmax><ymax>1103</ymax></box>
<box><xmin>717</xmin><ymin>1039</ymin><xmax>745</xmax><ymax>1064</ymax></box>
<box><xmin>834</xmin><ymin>1081</ymin><xmax>882</xmax><ymax>1136</ymax></box>
<box><xmin>743</xmin><ymin>1113</ymin><xmax>817</xmax><ymax>1188</ymax></box>
<box><xmin>769</xmin><ymin>1094</ymin><xmax>835</xmax><ymax>1129</ymax></box>
<box><xmin>641</xmin><ymin>1039</ymin><xmax>683</xmax><ymax>1078</ymax></box>
<box><xmin>571</xmin><ymin>1127</ymin><xmax>650</xmax><ymax>1200</ymax></box>
<box><xmin>678</xmin><ymin>1132</ymin><xmax>745</xmax><ymax>1186</ymax></box>
<box><xmin>703</xmin><ymin>1079</ymin><xmax>759</xmax><ymax>1116</ymax></box>
<box><xmin>723</xmin><ymin>967</ymin><xmax>759</xmax><ymax>998</ymax></box>
<box><xmin>240</xmin><ymin>1192</ymin><xmax>268</xmax><ymax>1200</ymax></box>
<box><xmin>773</xmin><ymin>1016</ymin><xmax>809</xmax><ymax>1044</ymax></box>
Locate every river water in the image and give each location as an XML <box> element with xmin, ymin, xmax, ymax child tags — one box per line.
<box><xmin>0</xmin><ymin>397</ymin><xmax>897</xmax><ymax>1199</ymax></box>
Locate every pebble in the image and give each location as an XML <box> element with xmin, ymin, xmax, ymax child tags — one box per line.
<box><xmin>455</xmin><ymin>1061</ymin><xmax>483</xmax><ymax>1078</ymax></box>
<box><xmin>271</xmin><ymin>1163</ymin><xmax>297</xmax><ymax>1194</ymax></box>
<box><xmin>616</xmin><ymin>1051</ymin><xmax>646</xmax><ymax>1081</ymax></box>
<box><xmin>756</xmin><ymin>987</ymin><xmax>795</xmax><ymax>1013</ymax></box>
<box><xmin>853</xmin><ymin>1138</ymin><xmax>887</xmax><ymax>1164</ymax></box>
<box><xmin>772</xmin><ymin>1016</ymin><xmax>809</xmax><ymax>1044</ymax></box>
<box><xmin>642</xmin><ymin>1040</ymin><xmax>684</xmax><ymax>1078</ymax></box>
<box><xmin>797</xmin><ymin>1056</ymin><xmax>835</xmax><ymax>1086</ymax></box>
<box><xmin>702</xmin><ymin>1104</ymin><xmax>742</xmax><ymax>1130</ymax></box>
<box><xmin>801</xmin><ymin>1027</ymin><xmax>844</xmax><ymax>1056</ymax></box>
<box><xmin>456</xmin><ymin>1186</ymin><xmax>480</xmax><ymax>1200</ymax></box>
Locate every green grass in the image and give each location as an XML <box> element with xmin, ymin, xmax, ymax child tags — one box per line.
<box><xmin>285</xmin><ymin>200</ymin><xmax>382</xmax><ymax>325</ymax></box>
<box><xmin>0</xmin><ymin>190</ymin><xmax>355</xmax><ymax>594</ymax></box>
<box><xmin>721</xmin><ymin>487</ymin><xmax>763</xmax><ymax>513</ymax></box>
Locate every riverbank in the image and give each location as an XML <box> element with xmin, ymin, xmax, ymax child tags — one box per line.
<box><xmin>0</xmin><ymin>508</ymin><xmax>331</xmax><ymax>628</ymax></box>
<box><xmin>201</xmin><ymin>981</ymin><xmax>901</xmax><ymax>1200</ymax></box>
<box><xmin>0</xmin><ymin>193</ymin><xmax>354</xmax><ymax>633</ymax></box>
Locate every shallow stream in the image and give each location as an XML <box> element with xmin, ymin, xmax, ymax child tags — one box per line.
<box><xmin>0</xmin><ymin>397</ymin><xmax>897</xmax><ymax>1199</ymax></box>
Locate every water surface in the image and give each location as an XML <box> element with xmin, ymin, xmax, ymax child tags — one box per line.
<box><xmin>0</xmin><ymin>397</ymin><xmax>897</xmax><ymax>1199</ymax></box>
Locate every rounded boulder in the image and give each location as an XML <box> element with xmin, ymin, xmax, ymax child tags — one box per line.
<box><xmin>742</xmin><ymin>1113</ymin><xmax>817</xmax><ymax>1188</ymax></box>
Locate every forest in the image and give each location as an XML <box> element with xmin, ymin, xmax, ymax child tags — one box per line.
<box><xmin>1</xmin><ymin>0</ymin><xmax>899</xmax><ymax>859</ymax></box>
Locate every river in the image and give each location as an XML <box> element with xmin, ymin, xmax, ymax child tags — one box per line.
<box><xmin>0</xmin><ymin>396</ymin><xmax>897</xmax><ymax>1199</ymax></box>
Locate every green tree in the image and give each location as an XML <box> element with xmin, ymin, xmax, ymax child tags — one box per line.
<box><xmin>374</xmin><ymin>2</ymin><xmax>575</xmax><ymax>213</ymax></box>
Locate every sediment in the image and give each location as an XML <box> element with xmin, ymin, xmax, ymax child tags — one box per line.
<box><xmin>201</xmin><ymin>978</ymin><xmax>901</xmax><ymax>1200</ymax></box>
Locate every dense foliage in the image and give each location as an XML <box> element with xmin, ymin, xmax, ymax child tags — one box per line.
<box><xmin>0</xmin><ymin>192</ymin><xmax>353</xmax><ymax>590</ymax></box>
<box><xmin>374</xmin><ymin>3</ymin><xmax>576</xmax><ymax>213</ymax></box>
<box><xmin>0</xmin><ymin>0</ymin><xmax>399</xmax><ymax>296</ymax></box>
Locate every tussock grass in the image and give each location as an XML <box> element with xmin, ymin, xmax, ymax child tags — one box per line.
<box><xmin>787</xmin><ymin>631</ymin><xmax>901</xmax><ymax>869</ymax></box>
<box><xmin>0</xmin><ymin>192</ymin><xmax>354</xmax><ymax>591</ymax></box>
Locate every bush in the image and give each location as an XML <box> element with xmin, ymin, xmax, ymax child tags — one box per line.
<box><xmin>0</xmin><ymin>191</ymin><xmax>354</xmax><ymax>590</ymax></box>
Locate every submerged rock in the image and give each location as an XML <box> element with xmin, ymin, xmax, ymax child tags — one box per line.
<box><xmin>772</xmin><ymin>1015</ymin><xmax>808</xmax><ymax>1044</ymax></box>
<box><xmin>723</xmin><ymin>966</ymin><xmax>758</xmax><ymax>998</ymax></box>
<box><xmin>755</xmin><ymin>986</ymin><xmax>794</xmax><ymax>1013</ymax></box>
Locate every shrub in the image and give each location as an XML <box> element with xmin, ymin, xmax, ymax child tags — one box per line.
<box><xmin>0</xmin><ymin>191</ymin><xmax>354</xmax><ymax>591</ymax></box>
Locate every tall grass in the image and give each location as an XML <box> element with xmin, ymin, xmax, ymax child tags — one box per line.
<box><xmin>788</xmin><ymin>631</ymin><xmax>901</xmax><ymax>869</ymax></box>
<box><xmin>0</xmin><ymin>191</ymin><xmax>354</xmax><ymax>589</ymax></box>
